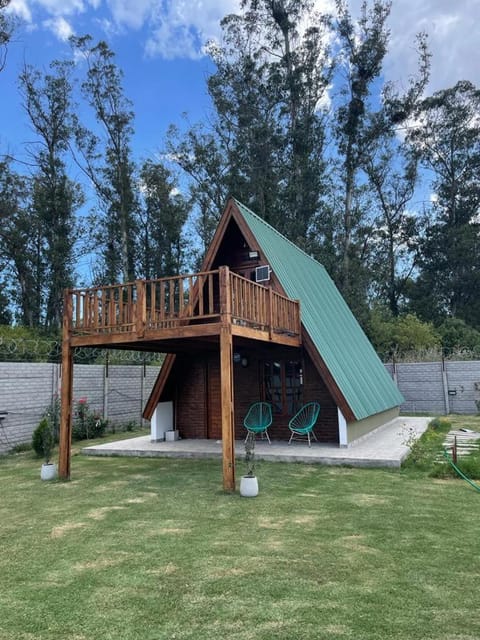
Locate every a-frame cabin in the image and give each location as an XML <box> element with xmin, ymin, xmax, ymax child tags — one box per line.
<box><xmin>58</xmin><ymin>198</ymin><xmax>403</xmax><ymax>490</ymax></box>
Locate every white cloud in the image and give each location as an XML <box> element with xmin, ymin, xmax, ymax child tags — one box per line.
<box><xmin>347</xmin><ymin>0</ymin><xmax>480</xmax><ymax>94</ymax></box>
<box><xmin>8</xmin><ymin>0</ymin><xmax>86</xmax><ymax>23</ymax></box>
<box><xmin>7</xmin><ymin>0</ymin><xmax>32</xmax><ymax>21</ymax></box>
<box><xmin>145</xmin><ymin>0</ymin><xmax>239</xmax><ymax>59</ymax></box>
<box><xmin>43</xmin><ymin>15</ymin><xmax>74</xmax><ymax>41</ymax></box>
<box><xmin>8</xmin><ymin>0</ymin><xmax>480</xmax><ymax>90</ymax></box>
<box><xmin>106</xmin><ymin>0</ymin><xmax>155</xmax><ymax>30</ymax></box>
<box><xmin>35</xmin><ymin>0</ymin><xmax>85</xmax><ymax>16</ymax></box>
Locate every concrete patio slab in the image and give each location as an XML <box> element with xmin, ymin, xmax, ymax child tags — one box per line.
<box><xmin>82</xmin><ymin>416</ymin><xmax>430</xmax><ymax>469</ymax></box>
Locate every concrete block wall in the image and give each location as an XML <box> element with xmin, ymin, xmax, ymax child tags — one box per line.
<box><xmin>446</xmin><ymin>361</ymin><xmax>480</xmax><ymax>414</ymax></box>
<box><xmin>2</xmin><ymin>359</ymin><xmax>480</xmax><ymax>453</ymax></box>
<box><xmin>0</xmin><ymin>362</ymin><xmax>160</xmax><ymax>453</ymax></box>
<box><xmin>385</xmin><ymin>360</ymin><xmax>480</xmax><ymax>415</ymax></box>
<box><xmin>0</xmin><ymin>362</ymin><xmax>59</xmax><ymax>453</ymax></box>
<box><xmin>104</xmin><ymin>365</ymin><xmax>160</xmax><ymax>426</ymax></box>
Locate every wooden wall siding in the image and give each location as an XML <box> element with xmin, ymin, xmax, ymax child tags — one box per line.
<box><xmin>162</xmin><ymin>344</ymin><xmax>339</xmax><ymax>443</ymax></box>
<box><xmin>233</xmin><ymin>357</ymin><xmax>263</xmax><ymax>439</ymax></box>
<box><xmin>302</xmin><ymin>356</ymin><xmax>339</xmax><ymax>443</ymax></box>
<box><xmin>231</xmin><ymin>347</ymin><xmax>338</xmax><ymax>442</ymax></box>
<box><xmin>212</xmin><ymin>218</ymin><xmax>259</xmax><ymax>277</ymax></box>
<box><xmin>159</xmin><ymin>357</ymin><xmax>207</xmax><ymax>438</ymax></box>
<box><xmin>207</xmin><ymin>356</ymin><xmax>222</xmax><ymax>440</ymax></box>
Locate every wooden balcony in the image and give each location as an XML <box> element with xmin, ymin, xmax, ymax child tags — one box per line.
<box><xmin>59</xmin><ymin>266</ymin><xmax>301</xmax><ymax>484</ymax></box>
<box><xmin>65</xmin><ymin>266</ymin><xmax>301</xmax><ymax>350</ymax></box>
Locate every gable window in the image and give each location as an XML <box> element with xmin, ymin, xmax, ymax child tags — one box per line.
<box><xmin>263</xmin><ymin>360</ymin><xmax>303</xmax><ymax>415</ymax></box>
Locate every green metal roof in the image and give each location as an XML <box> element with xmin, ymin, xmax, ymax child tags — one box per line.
<box><xmin>234</xmin><ymin>199</ymin><xmax>404</xmax><ymax>421</ymax></box>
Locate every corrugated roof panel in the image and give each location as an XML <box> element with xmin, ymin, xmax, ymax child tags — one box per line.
<box><xmin>235</xmin><ymin>199</ymin><xmax>404</xmax><ymax>420</ymax></box>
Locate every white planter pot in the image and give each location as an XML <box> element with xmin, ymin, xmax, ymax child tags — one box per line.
<box><xmin>165</xmin><ymin>430</ymin><xmax>179</xmax><ymax>442</ymax></box>
<box><xmin>41</xmin><ymin>463</ymin><xmax>57</xmax><ymax>481</ymax></box>
<box><xmin>240</xmin><ymin>475</ymin><xmax>259</xmax><ymax>497</ymax></box>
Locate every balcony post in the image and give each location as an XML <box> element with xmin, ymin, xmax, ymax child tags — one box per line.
<box><xmin>136</xmin><ymin>280</ymin><xmax>147</xmax><ymax>338</ymax></box>
<box><xmin>219</xmin><ymin>266</ymin><xmax>235</xmax><ymax>492</ymax></box>
<box><xmin>295</xmin><ymin>299</ymin><xmax>301</xmax><ymax>336</ymax></box>
<box><xmin>59</xmin><ymin>291</ymin><xmax>74</xmax><ymax>480</ymax></box>
<box><xmin>267</xmin><ymin>287</ymin><xmax>274</xmax><ymax>339</ymax></box>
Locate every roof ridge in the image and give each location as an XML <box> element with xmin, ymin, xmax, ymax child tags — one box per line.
<box><xmin>233</xmin><ymin>198</ymin><xmax>325</xmax><ymax>271</ymax></box>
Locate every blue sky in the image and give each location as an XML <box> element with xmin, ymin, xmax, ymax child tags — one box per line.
<box><xmin>2</xmin><ymin>0</ymin><xmax>480</xmax><ymax>169</ymax></box>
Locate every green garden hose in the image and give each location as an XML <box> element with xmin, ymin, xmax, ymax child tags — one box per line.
<box><xmin>442</xmin><ymin>449</ymin><xmax>480</xmax><ymax>493</ymax></box>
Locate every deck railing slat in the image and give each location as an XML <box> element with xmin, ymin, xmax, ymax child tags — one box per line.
<box><xmin>68</xmin><ymin>269</ymin><xmax>300</xmax><ymax>340</ymax></box>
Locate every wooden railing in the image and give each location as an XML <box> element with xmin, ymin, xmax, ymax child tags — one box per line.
<box><xmin>69</xmin><ymin>268</ymin><xmax>300</xmax><ymax>340</ymax></box>
<box><xmin>229</xmin><ymin>272</ymin><xmax>301</xmax><ymax>336</ymax></box>
<box><xmin>70</xmin><ymin>271</ymin><xmax>220</xmax><ymax>334</ymax></box>
<box><xmin>71</xmin><ymin>281</ymin><xmax>138</xmax><ymax>334</ymax></box>
<box><xmin>146</xmin><ymin>271</ymin><xmax>219</xmax><ymax>330</ymax></box>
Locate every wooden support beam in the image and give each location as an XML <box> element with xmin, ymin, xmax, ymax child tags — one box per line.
<box><xmin>135</xmin><ymin>280</ymin><xmax>146</xmax><ymax>337</ymax></box>
<box><xmin>59</xmin><ymin>292</ymin><xmax>74</xmax><ymax>480</ymax></box>
<box><xmin>267</xmin><ymin>287</ymin><xmax>273</xmax><ymax>340</ymax></box>
<box><xmin>219</xmin><ymin>266</ymin><xmax>235</xmax><ymax>492</ymax></box>
<box><xmin>220</xmin><ymin>325</ymin><xmax>235</xmax><ymax>491</ymax></box>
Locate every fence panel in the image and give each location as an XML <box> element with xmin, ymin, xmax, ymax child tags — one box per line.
<box><xmin>395</xmin><ymin>362</ymin><xmax>446</xmax><ymax>414</ymax></box>
<box><xmin>446</xmin><ymin>361</ymin><xmax>480</xmax><ymax>414</ymax></box>
<box><xmin>2</xmin><ymin>359</ymin><xmax>480</xmax><ymax>453</ymax></box>
<box><xmin>0</xmin><ymin>362</ymin><xmax>160</xmax><ymax>453</ymax></box>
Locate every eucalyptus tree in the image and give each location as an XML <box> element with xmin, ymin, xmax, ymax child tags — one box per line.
<box><xmin>0</xmin><ymin>160</ymin><xmax>42</xmax><ymax>326</ymax></box>
<box><xmin>328</xmin><ymin>1</ymin><xmax>431</xmax><ymax>321</ymax></box>
<box><xmin>19</xmin><ymin>60</ymin><xmax>82</xmax><ymax>329</ymax></box>
<box><xmin>407</xmin><ymin>80</ymin><xmax>480</xmax><ymax>328</ymax></box>
<box><xmin>330</xmin><ymin>0</ymin><xmax>392</xmax><ymax>309</ymax></box>
<box><xmin>252</xmin><ymin>0</ymin><xmax>333</xmax><ymax>248</ymax></box>
<box><xmin>0</xmin><ymin>0</ymin><xmax>13</xmax><ymax>72</ymax></box>
<box><xmin>364</xmin><ymin>145</ymin><xmax>420</xmax><ymax>316</ymax></box>
<box><xmin>138</xmin><ymin>160</ymin><xmax>189</xmax><ymax>278</ymax></box>
<box><xmin>167</xmin><ymin>0</ymin><xmax>332</xmax><ymax>254</ymax></box>
<box><xmin>362</xmin><ymin>33</ymin><xmax>430</xmax><ymax>316</ymax></box>
<box><xmin>70</xmin><ymin>35</ymin><xmax>138</xmax><ymax>285</ymax></box>
<box><xmin>166</xmin><ymin>123</ymin><xmax>230</xmax><ymax>258</ymax></box>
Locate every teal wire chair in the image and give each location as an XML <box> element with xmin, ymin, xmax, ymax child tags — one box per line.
<box><xmin>288</xmin><ymin>402</ymin><xmax>321</xmax><ymax>447</ymax></box>
<box><xmin>243</xmin><ymin>402</ymin><xmax>273</xmax><ymax>444</ymax></box>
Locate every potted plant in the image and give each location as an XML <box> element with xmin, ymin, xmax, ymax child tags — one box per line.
<box><xmin>239</xmin><ymin>432</ymin><xmax>259</xmax><ymax>497</ymax></box>
<box><xmin>32</xmin><ymin>417</ymin><xmax>57</xmax><ymax>480</ymax></box>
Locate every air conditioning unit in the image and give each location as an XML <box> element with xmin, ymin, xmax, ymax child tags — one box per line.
<box><xmin>255</xmin><ymin>265</ymin><xmax>271</xmax><ymax>283</ymax></box>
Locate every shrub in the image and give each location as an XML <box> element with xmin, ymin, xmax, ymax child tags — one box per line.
<box><xmin>32</xmin><ymin>417</ymin><xmax>54</xmax><ymax>463</ymax></box>
<box><xmin>11</xmin><ymin>442</ymin><xmax>32</xmax><ymax>453</ymax></box>
<box><xmin>72</xmin><ymin>398</ymin><xmax>108</xmax><ymax>441</ymax></box>
<box><xmin>42</xmin><ymin>395</ymin><xmax>61</xmax><ymax>443</ymax></box>
<box><xmin>367</xmin><ymin>309</ymin><xmax>441</xmax><ymax>357</ymax></box>
<box><xmin>430</xmin><ymin>446</ymin><xmax>480</xmax><ymax>480</ymax></box>
<box><xmin>437</xmin><ymin>318</ymin><xmax>480</xmax><ymax>355</ymax></box>
<box><xmin>429</xmin><ymin>417</ymin><xmax>452</xmax><ymax>432</ymax></box>
<box><xmin>456</xmin><ymin>451</ymin><xmax>480</xmax><ymax>480</ymax></box>
<box><xmin>402</xmin><ymin>417</ymin><xmax>452</xmax><ymax>472</ymax></box>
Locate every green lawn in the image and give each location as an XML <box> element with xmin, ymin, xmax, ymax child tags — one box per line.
<box><xmin>1</xmin><ymin>435</ymin><xmax>480</xmax><ymax>640</ymax></box>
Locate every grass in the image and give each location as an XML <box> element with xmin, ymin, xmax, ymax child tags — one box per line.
<box><xmin>400</xmin><ymin>414</ymin><xmax>480</xmax><ymax>480</ymax></box>
<box><xmin>1</xmin><ymin>432</ymin><xmax>480</xmax><ymax>640</ymax></box>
